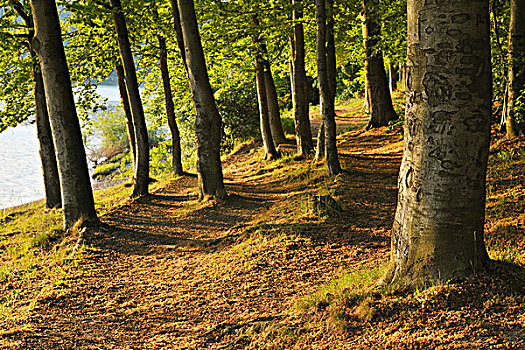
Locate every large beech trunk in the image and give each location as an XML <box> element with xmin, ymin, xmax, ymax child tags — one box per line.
<box><xmin>381</xmin><ymin>0</ymin><xmax>492</xmax><ymax>286</ymax></box>
<box><xmin>291</xmin><ymin>0</ymin><xmax>313</xmax><ymax>156</ymax></box>
<box><xmin>362</xmin><ymin>0</ymin><xmax>398</xmax><ymax>129</ymax></box>
<box><xmin>31</xmin><ymin>53</ymin><xmax>61</xmax><ymax>209</ymax></box>
<box><xmin>506</xmin><ymin>0</ymin><xmax>525</xmax><ymax>138</ymax></box>
<box><xmin>158</xmin><ymin>35</ymin><xmax>184</xmax><ymax>175</ymax></box>
<box><xmin>264</xmin><ymin>60</ymin><xmax>287</xmax><ymax>147</ymax></box>
<box><xmin>30</xmin><ymin>0</ymin><xmax>98</xmax><ymax>228</ymax></box>
<box><xmin>316</xmin><ymin>0</ymin><xmax>341</xmax><ymax>175</ymax></box>
<box><xmin>172</xmin><ymin>0</ymin><xmax>225</xmax><ymax>199</ymax></box>
<box><xmin>115</xmin><ymin>65</ymin><xmax>136</xmax><ymax>164</ymax></box>
<box><xmin>110</xmin><ymin>0</ymin><xmax>150</xmax><ymax>198</ymax></box>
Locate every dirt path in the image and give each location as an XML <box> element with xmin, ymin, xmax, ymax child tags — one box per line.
<box><xmin>11</xmin><ymin>116</ymin><xmax>403</xmax><ymax>349</ymax></box>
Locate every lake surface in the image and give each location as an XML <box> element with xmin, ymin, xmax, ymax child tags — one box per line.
<box><xmin>0</xmin><ymin>85</ymin><xmax>120</xmax><ymax>209</ymax></box>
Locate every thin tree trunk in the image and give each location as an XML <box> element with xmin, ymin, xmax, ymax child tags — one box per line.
<box><xmin>316</xmin><ymin>0</ymin><xmax>341</xmax><ymax>175</ymax></box>
<box><xmin>158</xmin><ymin>35</ymin><xmax>184</xmax><ymax>175</ymax></box>
<box><xmin>500</xmin><ymin>83</ymin><xmax>509</xmax><ymax>133</ymax></box>
<box><xmin>172</xmin><ymin>0</ymin><xmax>225</xmax><ymax>199</ymax></box>
<box><xmin>31</xmin><ymin>52</ymin><xmax>61</xmax><ymax>209</ymax></box>
<box><xmin>314</xmin><ymin>121</ymin><xmax>325</xmax><ymax>161</ymax></box>
<box><xmin>110</xmin><ymin>0</ymin><xmax>150</xmax><ymax>198</ymax></box>
<box><xmin>291</xmin><ymin>0</ymin><xmax>314</xmax><ymax>156</ymax></box>
<box><xmin>398</xmin><ymin>62</ymin><xmax>407</xmax><ymax>92</ymax></box>
<box><xmin>381</xmin><ymin>0</ymin><xmax>491</xmax><ymax>286</ymax></box>
<box><xmin>506</xmin><ymin>0</ymin><xmax>525</xmax><ymax>138</ymax></box>
<box><xmin>264</xmin><ymin>59</ymin><xmax>287</xmax><ymax>146</ymax></box>
<box><xmin>115</xmin><ymin>64</ymin><xmax>136</xmax><ymax>164</ymax></box>
<box><xmin>389</xmin><ymin>61</ymin><xmax>397</xmax><ymax>94</ymax></box>
<box><xmin>253</xmin><ymin>15</ymin><xmax>279</xmax><ymax>160</ymax></box>
<box><xmin>362</xmin><ymin>0</ymin><xmax>397</xmax><ymax>129</ymax></box>
<box><xmin>30</xmin><ymin>0</ymin><xmax>98</xmax><ymax>228</ymax></box>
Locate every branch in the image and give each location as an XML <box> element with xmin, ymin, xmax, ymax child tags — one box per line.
<box><xmin>8</xmin><ymin>0</ymin><xmax>30</xmax><ymax>27</ymax></box>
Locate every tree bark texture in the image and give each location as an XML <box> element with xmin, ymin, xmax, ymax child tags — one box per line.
<box><xmin>264</xmin><ymin>60</ymin><xmax>287</xmax><ymax>147</ymax></box>
<box><xmin>506</xmin><ymin>0</ymin><xmax>525</xmax><ymax>138</ymax></box>
<box><xmin>175</xmin><ymin>0</ymin><xmax>225</xmax><ymax>199</ymax></box>
<box><xmin>110</xmin><ymin>0</ymin><xmax>150</xmax><ymax>198</ymax></box>
<box><xmin>115</xmin><ymin>64</ymin><xmax>136</xmax><ymax>164</ymax></box>
<box><xmin>316</xmin><ymin>0</ymin><xmax>341</xmax><ymax>175</ymax></box>
<box><xmin>291</xmin><ymin>0</ymin><xmax>314</xmax><ymax>156</ymax></box>
<box><xmin>382</xmin><ymin>0</ymin><xmax>492</xmax><ymax>286</ymax></box>
<box><xmin>32</xmin><ymin>54</ymin><xmax>61</xmax><ymax>209</ymax></box>
<box><xmin>362</xmin><ymin>0</ymin><xmax>398</xmax><ymax>129</ymax></box>
<box><xmin>158</xmin><ymin>35</ymin><xmax>184</xmax><ymax>175</ymax></box>
<box><xmin>30</xmin><ymin>0</ymin><xmax>98</xmax><ymax>228</ymax></box>
<box><xmin>253</xmin><ymin>16</ymin><xmax>279</xmax><ymax>160</ymax></box>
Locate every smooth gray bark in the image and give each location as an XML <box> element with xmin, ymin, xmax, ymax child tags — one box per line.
<box><xmin>110</xmin><ymin>0</ymin><xmax>150</xmax><ymax>197</ymax></box>
<box><xmin>29</xmin><ymin>49</ymin><xmax>61</xmax><ymax>209</ymax></box>
<box><xmin>506</xmin><ymin>0</ymin><xmax>525</xmax><ymax>138</ymax></box>
<box><xmin>316</xmin><ymin>0</ymin><xmax>341</xmax><ymax>175</ymax></box>
<box><xmin>362</xmin><ymin>0</ymin><xmax>398</xmax><ymax>129</ymax></box>
<box><xmin>30</xmin><ymin>0</ymin><xmax>98</xmax><ymax>228</ymax></box>
<box><xmin>291</xmin><ymin>0</ymin><xmax>314</xmax><ymax>156</ymax></box>
<box><xmin>381</xmin><ymin>0</ymin><xmax>492</xmax><ymax>286</ymax></box>
<box><xmin>173</xmin><ymin>0</ymin><xmax>225</xmax><ymax>199</ymax></box>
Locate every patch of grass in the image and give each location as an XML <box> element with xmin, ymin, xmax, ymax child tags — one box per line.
<box><xmin>92</xmin><ymin>162</ymin><xmax>121</xmax><ymax>179</ymax></box>
<box><xmin>296</xmin><ymin>265</ymin><xmax>386</xmax><ymax>312</ymax></box>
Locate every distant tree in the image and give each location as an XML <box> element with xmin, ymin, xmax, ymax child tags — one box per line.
<box><xmin>291</xmin><ymin>0</ymin><xmax>314</xmax><ymax>157</ymax></box>
<box><xmin>30</xmin><ymin>0</ymin><xmax>98</xmax><ymax>228</ymax></box>
<box><xmin>171</xmin><ymin>0</ymin><xmax>226</xmax><ymax>199</ymax></box>
<box><xmin>253</xmin><ymin>14</ymin><xmax>280</xmax><ymax>160</ymax></box>
<box><xmin>109</xmin><ymin>0</ymin><xmax>150</xmax><ymax>197</ymax></box>
<box><xmin>506</xmin><ymin>0</ymin><xmax>525</xmax><ymax>138</ymax></box>
<box><xmin>158</xmin><ymin>34</ymin><xmax>184</xmax><ymax>175</ymax></box>
<box><xmin>264</xmin><ymin>59</ymin><xmax>288</xmax><ymax>147</ymax></box>
<box><xmin>381</xmin><ymin>0</ymin><xmax>492</xmax><ymax>285</ymax></box>
<box><xmin>362</xmin><ymin>0</ymin><xmax>397</xmax><ymax>129</ymax></box>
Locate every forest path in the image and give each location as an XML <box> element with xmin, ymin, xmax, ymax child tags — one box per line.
<box><xmin>16</xmin><ymin>114</ymin><xmax>404</xmax><ymax>349</ymax></box>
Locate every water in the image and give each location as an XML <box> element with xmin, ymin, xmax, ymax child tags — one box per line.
<box><xmin>0</xmin><ymin>85</ymin><xmax>120</xmax><ymax>209</ymax></box>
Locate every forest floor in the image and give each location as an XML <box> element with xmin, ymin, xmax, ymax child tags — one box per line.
<box><xmin>1</xmin><ymin>100</ymin><xmax>525</xmax><ymax>349</ymax></box>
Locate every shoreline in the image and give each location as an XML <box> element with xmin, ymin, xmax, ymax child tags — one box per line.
<box><xmin>0</xmin><ymin>178</ymin><xmax>126</xmax><ymax>215</ymax></box>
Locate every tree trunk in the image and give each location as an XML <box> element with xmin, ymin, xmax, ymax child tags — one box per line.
<box><xmin>110</xmin><ymin>0</ymin><xmax>150</xmax><ymax>198</ymax></box>
<box><xmin>30</xmin><ymin>0</ymin><xmax>98</xmax><ymax>228</ymax></box>
<box><xmin>264</xmin><ymin>59</ymin><xmax>287</xmax><ymax>147</ymax></box>
<box><xmin>291</xmin><ymin>0</ymin><xmax>314</xmax><ymax>156</ymax></box>
<box><xmin>389</xmin><ymin>61</ymin><xmax>397</xmax><ymax>94</ymax></box>
<box><xmin>316</xmin><ymin>0</ymin><xmax>341</xmax><ymax>176</ymax></box>
<box><xmin>398</xmin><ymin>62</ymin><xmax>407</xmax><ymax>92</ymax></box>
<box><xmin>253</xmin><ymin>15</ymin><xmax>279</xmax><ymax>160</ymax></box>
<box><xmin>381</xmin><ymin>0</ymin><xmax>492</xmax><ymax>286</ymax></box>
<box><xmin>158</xmin><ymin>35</ymin><xmax>184</xmax><ymax>175</ymax></box>
<box><xmin>314</xmin><ymin>121</ymin><xmax>325</xmax><ymax>161</ymax></box>
<box><xmin>362</xmin><ymin>0</ymin><xmax>397</xmax><ymax>129</ymax></box>
<box><xmin>115</xmin><ymin>64</ymin><xmax>136</xmax><ymax>164</ymax></box>
<box><xmin>31</xmin><ymin>53</ymin><xmax>61</xmax><ymax>209</ymax></box>
<box><xmin>173</xmin><ymin>0</ymin><xmax>225</xmax><ymax>199</ymax></box>
<box><xmin>506</xmin><ymin>0</ymin><xmax>525</xmax><ymax>138</ymax></box>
